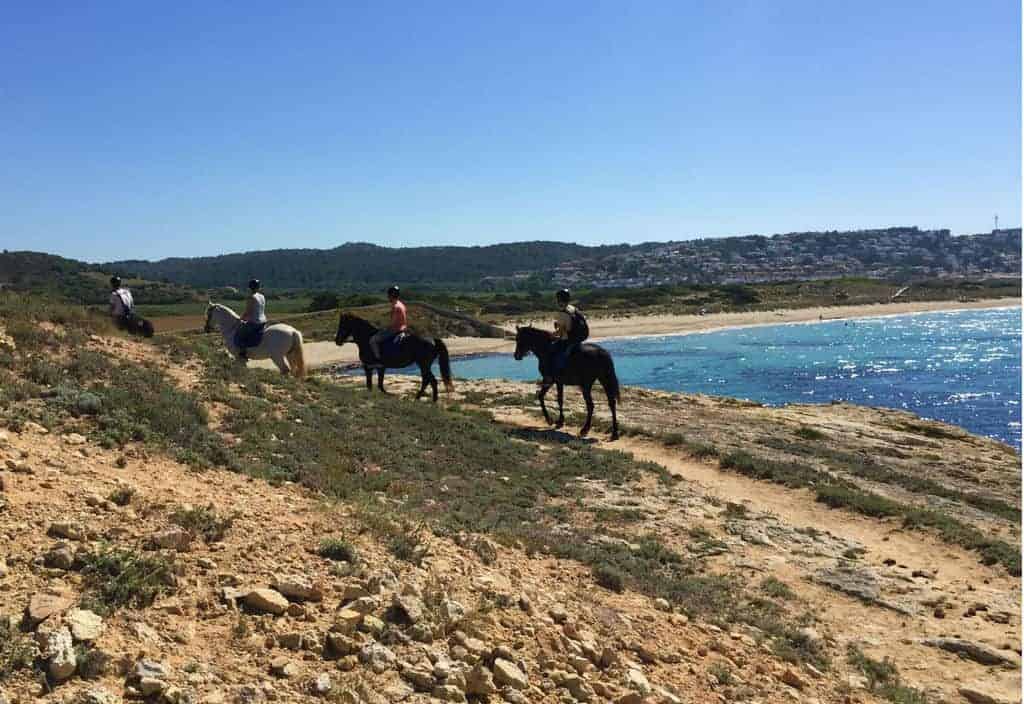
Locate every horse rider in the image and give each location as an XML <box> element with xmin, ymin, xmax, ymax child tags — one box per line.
<box><xmin>236</xmin><ymin>278</ymin><xmax>267</xmax><ymax>360</ymax></box>
<box><xmin>109</xmin><ymin>276</ymin><xmax>135</xmax><ymax>329</ymax></box>
<box><xmin>545</xmin><ymin>288</ymin><xmax>589</xmax><ymax>382</ymax></box>
<box><xmin>369</xmin><ymin>285</ymin><xmax>407</xmax><ymax>366</ymax></box>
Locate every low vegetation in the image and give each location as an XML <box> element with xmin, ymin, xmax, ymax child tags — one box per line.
<box><xmin>318</xmin><ymin>537</ymin><xmax>359</xmax><ymax>563</ymax></box>
<box><xmin>0</xmin><ymin>617</ymin><xmax>34</xmax><ymax>681</ymax></box>
<box><xmin>847</xmin><ymin>646</ymin><xmax>928</xmax><ymax>704</ymax></box>
<box><xmin>79</xmin><ymin>547</ymin><xmax>175</xmax><ymax>614</ymax></box>
<box><xmin>719</xmin><ymin>451</ymin><xmax>1020</xmax><ymax>575</ymax></box>
<box><xmin>170</xmin><ymin>503</ymin><xmax>236</xmax><ymax>543</ymax></box>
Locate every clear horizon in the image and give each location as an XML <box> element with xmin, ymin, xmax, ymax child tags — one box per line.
<box><xmin>2</xmin><ymin>2</ymin><xmax>1020</xmax><ymax>262</ymax></box>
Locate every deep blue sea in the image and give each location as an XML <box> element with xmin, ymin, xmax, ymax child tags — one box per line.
<box><xmin>443</xmin><ymin>307</ymin><xmax>1022</xmax><ymax>449</ymax></box>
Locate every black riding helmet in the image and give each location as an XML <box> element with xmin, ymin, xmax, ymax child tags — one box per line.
<box><xmin>556</xmin><ymin>288</ymin><xmax>571</xmax><ymax>303</ymax></box>
<box><xmin>387</xmin><ymin>285</ymin><xmax>400</xmax><ymax>298</ymax></box>
<box><xmin>248</xmin><ymin>279</ymin><xmax>261</xmax><ymax>291</ymax></box>
<box><xmin>110</xmin><ymin>276</ymin><xmax>122</xmax><ymax>289</ymax></box>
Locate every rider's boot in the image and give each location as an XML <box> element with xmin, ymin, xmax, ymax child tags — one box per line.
<box><xmin>237</xmin><ymin>348</ymin><xmax>248</xmax><ymax>362</ymax></box>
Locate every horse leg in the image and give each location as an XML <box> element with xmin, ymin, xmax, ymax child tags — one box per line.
<box><xmin>537</xmin><ymin>383</ymin><xmax>553</xmax><ymax>425</ymax></box>
<box><xmin>604</xmin><ymin>380</ymin><xmax>620</xmax><ymax>441</ymax></box>
<box><xmin>579</xmin><ymin>380</ymin><xmax>596</xmax><ymax>437</ymax></box>
<box><xmin>416</xmin><ymin>363</ymin><xmax>429</xmax><ymax>400</ymax></box>
<box><xmin>554</xmin><ymin>383</ymin><xmax>565</xmax><ymax>428</ymax></box>
<box><xmin>274</xmin><ymin>355</ymin><xmax>290</xmax><ymax>375</ymax></box>
<box><xmin>429</xmin><ymin>372</ymin><xmax>438</xmax><ymax>402</ymax></box>
<box><xmin>364</xmin><ymin>367</ymin><xmax>373</xmax><ymax>391</ymax></box>
<box><xmin>377</xmin><ymin>369</ymin><xmax>386</xmax><ymax>393</ymax></box>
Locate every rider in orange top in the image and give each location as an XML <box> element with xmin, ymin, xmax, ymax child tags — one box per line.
<box><xmin>369</xmin><ymin>285</ymin><xmax>407</xmax><ymax>365</ymax></box>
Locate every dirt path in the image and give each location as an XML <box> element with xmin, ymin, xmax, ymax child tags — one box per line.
<box><xmin>490</xmin><ymin>407</ymin><xmax>1022</xmax><ymax>703</ymax></box>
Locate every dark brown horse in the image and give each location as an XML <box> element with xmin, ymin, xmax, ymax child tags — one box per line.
<box><xmin>513</xmin><ymin>326</ymin><xmax>620</xmax><ymax>440</ymax></box>
<box><xmin>334</xmin><ymin>313</ymin><xmax>454</xmax><ymax>401</ymax></box>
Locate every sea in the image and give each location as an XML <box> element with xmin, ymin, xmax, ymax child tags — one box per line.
<box><xmin>439</xmin><ymin>306</ymin><xmax>1022</xmax><ymax>450</ymax></box>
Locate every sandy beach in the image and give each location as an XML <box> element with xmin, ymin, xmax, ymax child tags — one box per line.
<box><xmin>256</xmin><ymin>297</ymin><xmax>1020</xmax><ymax>372</ymax></box>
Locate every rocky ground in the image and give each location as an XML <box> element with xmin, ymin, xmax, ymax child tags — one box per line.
<box><xmin>0</xmin><ymin>329</ymin><xmax>1019</xmax><ymax>704</ymax></box>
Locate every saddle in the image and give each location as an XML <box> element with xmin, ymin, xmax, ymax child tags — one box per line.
<box><xmin>234</xmin><ymin>322</ymin><xmax>266</xmax><ymax>350</ymax></box>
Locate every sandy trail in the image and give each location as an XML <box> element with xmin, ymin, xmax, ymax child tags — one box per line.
<box><xmin>489</xmin><ymin>406</ymin><xmax>1022</xmax><ymax>703</ymax></box>
<box><xmin>255</xmin><ymin>297</ymin><xmax>1019</xmax><ymax>373</ymax></box>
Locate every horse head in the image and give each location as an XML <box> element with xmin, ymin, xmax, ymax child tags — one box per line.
<box><xmin>335</xmin><ymin>311</ymin><xmax>352</xmax><ymax>346</ymax></box>
<box><xmin>204</xmin><ymin>303</ymin><xmax>216</xmax><ymax>333</ymax></box>
<box><xmin>513</xmin><ymin>325</ymin><xmax>550</xmax><ymax>360</ymax></box>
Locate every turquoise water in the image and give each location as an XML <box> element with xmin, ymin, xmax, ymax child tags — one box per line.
<box><xmin>445</xmin><ymin>307</ymin><xmax>1022</xmax><ymax>449</ymax></box>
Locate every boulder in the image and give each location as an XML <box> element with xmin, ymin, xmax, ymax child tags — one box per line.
<box><xmin>922</xmin><ymin>638</ymin><xmax>1021</xmax><ymax>668</ymax></box>
<box><xmin>392</xmin><ymin>593</ymin><xmax>427</xmax><ymax>624</ymax></box>
<box><xmin>43</xmin><ymin>627</ymin><xmax>76</xmax><ymax>681</ymax></box>
<box><xmin>149</xmin><ymin>528</ymin><xmax>192</xmax><ymax>552</ymax></box>
<box><xmin>23</xmin><ymin>593</ymin><xmax>71</xmax><ymax>629</ymax></box>
<box><xmin>66</xmin><ymin>608</ymin><xmax>104</xmax><ymax>642</ymax></box>
<box><xmin>492</xmin><ymin>659</ymin><xmax>528</xmax><ymax>690</ymax></box>
<box><xmin>244</xmin><ymin>589</ymin><xmax>289</xmax><ymax>616</ymax></box>
<box><xmin>273</xmin><ymin>574</ymin><xmax>323</xmax><ymax>602</ymax></box>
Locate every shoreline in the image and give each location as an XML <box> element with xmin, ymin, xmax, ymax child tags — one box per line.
<box><xmin>259</xmin><ymin>297</ymin><xmax>1020</xmax><ymax>371</ymax></box>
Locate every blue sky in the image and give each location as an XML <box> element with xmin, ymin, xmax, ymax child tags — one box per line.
<box><xmin>1</xmin><ymin>1</ymin><xmax>1020</xmax><ymax>262</ymax></box>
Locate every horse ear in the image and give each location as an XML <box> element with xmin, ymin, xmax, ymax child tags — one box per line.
<box><xmin>515</xmin><ymin>325</ymin><xmax>520</xmax><ymax>331</ymax></box>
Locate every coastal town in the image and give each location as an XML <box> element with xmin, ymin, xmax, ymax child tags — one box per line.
<box><xmin>543</xmin><ymin>227</ymin><xmax>1022</xmax><ymax>289</ymax></box>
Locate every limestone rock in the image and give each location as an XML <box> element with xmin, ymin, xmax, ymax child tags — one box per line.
<box><xmin>24</xmin><ymin>592</ymin><xmax>71</xmax><ymax>629</ymax></box>
<box><xmin>244</xmin><ymin>589</ymin><xmax>289</xmax><ymax>616</ymax></box>
<box><xmin>358</xmin><ymin>643</ymin><xmax>397</xmax><ymax>674</ymax></box>
<box><xmin>47</xmin><ymin>522</ymin><xmax>85</xmax><ymax>541</ymax></box>
<box><xmin>66</xmin><ymin>608</ymin><xmax>104</xmax><ymax>642</ymax></box>
<box><xmin>273</xmin><ymin>574</ymin><xmax>323</xmax><ymax>602</ymax></box>
<box><xmin>922</xmin><ymin>638</ymin><xmax>1021</xmax><ymax>667</ymax></box>
<box><xmin>466</xmin><ymin>663</ymin><xmax>498</xmax><ymax>696</ymax></box>
<box><xmin>150</xmin><ymin>528</ymin><xmax>192</xmax><ymax>552</ymax></box>
<box><xmin>492</xmin><ymin>658</ymin><xmax>528</xmax><ymax>690</ymax></box>
<box><xmin>44</xmin><ymin>626</ymin><xmax>76</xmax><ymax>681</ymax></box>
<box><xmin>391</xmin><ymin>593</ymin><xmax>427</xmax><ymax>624</ymax></box>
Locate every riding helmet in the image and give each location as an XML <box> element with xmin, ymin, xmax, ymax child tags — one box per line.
<box><xmin>387</xmin><ymin>285</ymin><xmax>400</xmax><ymax>298</ymax></box>
<box><xmin>110</xmin><ymin>275</ymin><xmax>121</xmax><ymax>289</ymax></box>
<box><xmin>556</xmin><ymin>288</ymin><xmax>571</xmax><ymax>303</ymax></box>
<box><xmin>248</xmin><ymin>279</ymin><xmax>261</xmax><ymax>291</ymax></box>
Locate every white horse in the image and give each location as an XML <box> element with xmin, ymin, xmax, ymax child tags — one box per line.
<box><xmin>204</xmin><ymin>303</ymin><xmax>306</xmax><ymax>378</ymax></box>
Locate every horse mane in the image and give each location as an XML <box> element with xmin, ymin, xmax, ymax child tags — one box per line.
<box><xmin>211</xmin><ymin>303</ymin><xmax>239</xmax><ymax>319</ymax></box>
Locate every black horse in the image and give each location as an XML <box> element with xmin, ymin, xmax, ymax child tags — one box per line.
<box><xmin>116</xmin><ymin>313</ymin><xmax>155</xmax><ymax>338</ymax></box>
<box><xmin>334</xmin><ymin>313</ymin><xmax>454</xmax><ymax>401</ymax></box>
<box><xmin>513</xmin><ymin>326</ymin><xmax>620</xmax><ymax>440</ymax></box>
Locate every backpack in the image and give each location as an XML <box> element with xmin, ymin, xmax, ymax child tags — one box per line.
<box><xmin>569</xmin><ymin>308</ymin><xmax>589</xmax><ymax>342</ymax></box>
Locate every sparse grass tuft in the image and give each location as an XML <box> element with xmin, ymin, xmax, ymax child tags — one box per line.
<box><xmin>0</xmin><ymin>617</ymin><xmax>35</xmax><ymax>680</ymax></box>
<box><xmin>760</xmin><ymin>576</ymin><xmax>796</xmax><ymax>600</ymax></box>
<box><xmin>75</xmin><ymin>645</ymin><xmax>111</xmax><ymax>679</ymax></box>
<box><xmin>709</xmin><ymin>662</ymin><xmax>734</xmax><ymax>685</ymax></box>
<box><xmin>107</xmin><ymin>486</ymin><xmax>135</xmax><ymax>506</ymax></box>
<box><xmin>795</xmin><ymin>426</ymin><xmax>825</xmax><ymax>441</ymax></box>
<box><xmin>79</xmin><ymin>547</ymin><xmax>175</xmax><ymax>614</ymax></box>
<box><xmin>847</xmin><ymin>645</ymin><xmax>927</xmax><ymax>704</ymax></box>
<box><xmin>318</xmin><ymin>537</ymin><xmax>359</xmax><ymax>563</ymax></box>
<box><xmin>592</xmin><ymin>563</ymin><xmax>626</xmax><ymax>592</ymax></box>
<box><xmin>170</xmin><ymin>504</ymin><xmax>235</xmax><ymax>543</ymax></box>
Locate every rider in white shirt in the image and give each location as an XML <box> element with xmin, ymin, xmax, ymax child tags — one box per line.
<box><xmin>236</xmin><ymin>278</ymin><xmax>268</xmax><ymax>359</ymax></box>
<box><xmin>108</xmin><ymin>276</ymin><xmax>135</xmax><ymax>328</ymax></box>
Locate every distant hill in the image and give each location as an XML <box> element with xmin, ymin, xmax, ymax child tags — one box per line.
<box><xmin>0</xmin><ymin>251</ymin><xmax>199</xmax><ymax>305</ymax></box>
<box><xmin>109</xmin><ymin>241</ymin><xmax>630</xmax><ymax>291</ymax></box>
<box><xmin>106</xmin><ymin>228</ymin><xmax>1022</xmax><ymax>291</ymax></box>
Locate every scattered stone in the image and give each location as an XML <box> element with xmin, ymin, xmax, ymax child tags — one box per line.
<box><xmin>922</xmin><ymin>638</ymin><xmax>1021</xmax><ymax>667</ymax></box>
<box><xmin>66</xmin><ymin>608</ymin><xmax>104</xmax><ymax>642</ymax></box>
<box><xmin>392</xmin><ymin>592</ymin><xmax>427</xmax><ymax>625</ymax></box>
<box><xmin>492</xmin><ymin>658</ymin><xmax>528</xmax><ymax>690</ymax></box>
<box><xmin>42</xmin><ymin>626</ymin><xmax>76</xmax><ymax>681</ymax></box>
<box><xmin>335</xmin><ymin>608</ymin><xmax>364</xmax><ymax>634</ymax></box>
<box><xmin>270</xmin><ymin>657</ymin><xmax>298</xmax><ymax>678</ymax></box>
<box><xmin>44</xmin><ymin>545</ymin><xmax>76</xmax><ymax>570</ymax></box>
<box><xmin>549</xmin><ymin>605</ymin><xmax>569</xmax><ymax>624</ymax></box>
<box><xmin>466</xmin><ymin>663</ymin><xmax>498</xmax><ymax>696</ymax></box>
<box><xmin>654</xmin><ymin>597</ymin><xmax>671</xmax><ymax>612</ymax></box>
<box><xmin>325</xmin><ymin>633</ymin><xmax>359</xmax><ymax>657</ymax></box>
<box><xmin>63</xmin><ymin>432</ymin><xmax>88</xmax><ymax>445</ymax></box>
<box><xmin>358</xmin><ymin>643</ymin><xmax>397</xmax><ymax>674</ymax></box>
<box><xmin>440</xmin><ymin>598</ymin><xmax>466</xmax><ymax>627</ymax></box>
<box><xmin>959</xmin><ymin>686</ymin><xmax>1019</xmax><ymax>704</ymax></box>
<box><xmin>780</xmin><ymin>668</ymin><xmax>807</xmax><ymax>690</ymax></box>
<box><xmin>24</xmin><ymin>592</ymin><xmax>71</xmax><ymax>628</ymax></box>
<box><xmin>625</xmin><ymin>669</ymin><xmax>651</xmax><ymax>696</ymax></box>
<box><xmin>244</xmin><ymin>588</ymin><xmax>289</xmax><ymax>616</ymax></box>
<box><xmin>47</xmin><ymin>522</ymin><xmax>85</xmax><ymax>541</ymax></box>
<box><xmin>149</xmin><ymin>528</ymin><xmax>192</xmax><ymax>552</ymax></box>
<box><xmin>273</xmin><ymin>574</ymin><xmax>323</xmax><ymax>602</ymax></box>
<box><xmin>311</xmin><ymin>672</ymin><xmax>332</xmax><ymax>695</ymax></box>
<box><xmin>75</xmin><ymin>689</ymin><xmax>119</xmax><ymax>704</ymax></box>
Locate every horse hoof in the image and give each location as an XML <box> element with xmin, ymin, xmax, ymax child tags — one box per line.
<box><xmin>554</xmin><ymin>421</ymin><xmax>564</xmax><ymax>429</ymax></box>
<box><xmin>609</xmin><ymin>433</ymin><xmax>620</xmax><ymax>442</ymax></box>
<box><xmin>579</xmin><ymin>429</ymin><xmax>590</xmax><ymax>438</ymax></box>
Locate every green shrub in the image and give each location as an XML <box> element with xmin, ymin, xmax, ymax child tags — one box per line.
<box><xmin>79</xmin><ymin>547</ymin><xmax>174</xmax><ymax>613</ymax></box>
<box><xmin>593</xmin><ymin>563</ymin><xmax>626</xmax><ymax>592</ymax></box>
<box><xmin>0</xmin><ymin>616</ymin><xmax>34</xmax><ymax>680</ymax></box>
<box><xmin>318</xmin><ymin>537</ymin><xmax>358</xmax><ymax>563</ymax></box>
<box><xmin>759</xmin><ymin>577</ymin><xmax>795</xmax><ymax>600</ymax></box>
<box><xmin>171</xmin><ymin>504</ymin><xmax>235</xmax><ymax>543</ymax></box>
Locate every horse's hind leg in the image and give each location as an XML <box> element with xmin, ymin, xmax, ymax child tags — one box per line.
<box><xmin>429</xmin><ymin>372</ymin><xmax>439</xmax><ymax>402</ymax></box>
<box><xmin>603</xmin><ymin>381</ymin><xmax>619</xmax><ymax>441</ymax></box>
<box><xmin>377</xmin><ymin>369</ymin><xmax>386</xmax><ymax>393</ymax></box>
<box><xmin>273</xmin><ymin>355</ymin><xmax>290</xmax><ymax>375</ymax></box>
<box><xmin>416</xmin><ymin>364</ymin><xmax>429</xmax><ymax>400</ymax></box>
<box><xmin>364</xmin><ymin>368</ymin><xmax>373</xmax><ymax>391</ymax></box>
<box><xmin>554</xmin><ymin>384</ymin><xmax>565</xmax><ymax>428</ymax></box>
<box><xmin>579</xmin><ymin>380</ymin><xmax>596</xmax><ymax>437</ymax></box>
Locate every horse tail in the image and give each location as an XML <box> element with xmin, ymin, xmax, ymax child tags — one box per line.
<box><xmin>436</xmin><ymin>339</ymin><xmax>454</xmax><ymax>393</ymax></box>
<box><xmin>605</xmin><ymin>353</ymin><xmax>621</xmax><ymax>402</ymax></box>
<box><xmin>289</xmin><ymin>330</ymin><xmax>306</xmax><ymax>379</ymax></box>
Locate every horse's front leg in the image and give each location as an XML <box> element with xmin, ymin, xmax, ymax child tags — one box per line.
<box><xmin>579</xmin><ymin>381</ymin><xmax>595</xmax><ymax>437</ymax></box>
<box><xmin>537</xmin><ymin>383</ymin><xmax>553</xmax><ymax>425</ymax></box>
<box><xmin>364</xmin><ymin>367</ymin><xmax>373</xmax><ymax>391</ymax></box>
<box><xmin>554</xmin><ymin>383</ymin><xmax>565</xmax><ymax>428</ymax></box>
<box><xmin>377</xmin><ymin>368</ymin><xmax>386</xmax><ymax>393</ymax></box>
